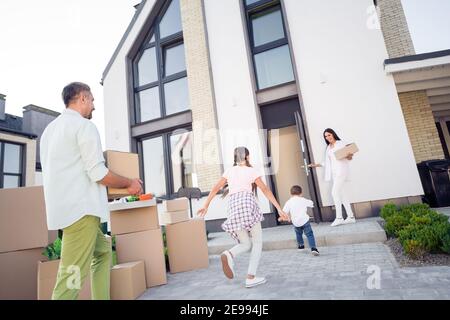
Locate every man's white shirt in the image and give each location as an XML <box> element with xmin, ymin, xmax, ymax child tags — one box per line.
<box><xmin>40</xmin><ymin>108</ymin><xmax>109</xmax><ymax>230</ymax></box>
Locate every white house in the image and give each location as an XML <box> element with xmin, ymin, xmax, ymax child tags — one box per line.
<box><xmin>102</xmin><ymin>0</ymin><xmax>449</xmax><ymax>231</ymax></box>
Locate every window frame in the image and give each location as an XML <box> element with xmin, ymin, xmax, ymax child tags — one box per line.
<box><xmin>0</xmin><ymin>140</ymin><xmax>25</xmax><ymax>189</ymax></box>
<box><xmin>132</xmin><ymin>0</ymin><xmax>188</xmax><ymax>125</ymax></box>
<box><xmin>138</xmin><ymin>125</ymin><xmax>193</xmax><ymax>200</ymax></box>
<box><xmin>244</xmin><ymin>0</ymin><xmax>295</xmax><ymax>90</ymax></box>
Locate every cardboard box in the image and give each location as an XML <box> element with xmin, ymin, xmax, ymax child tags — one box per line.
<box><xmin>0</xmin><ymin>248</ymin><xmax>44</xmax><ymax>299</ymax></box>
<box><xmin>116</xmin><ymin>229</ymin><xmax>167</xmax><ymax>288</ymax></box>
<box><xmin>166</xmin><ymin>219</ymin><xmax>209</xmax><ymax>273</ymax></box>
<box><xmin>110</xmin><ymin>261</ymin><xmax>146</xmax><ymax>300</ymax></box>
<box><xmin>334</xmin><ymin>143</ymin><xmax>359</xmax><ymax>160</ymax></box>
<box><xmin>159</xmin><ymin>210</ymin><xmax>189</xmax><ymax>225</ymax></box>
<box><xmin>162</xmin><ymin>197</ymin><xmax>189</xmax><ymax>212</ymax></box>
<box><xmin>37</xmin><ymin>260</ymin><xmax>91</xmax><ymax>300</ymax></box>
<box><xmin>109</xmin><ymin>199</ymin><xmax>159</xmax><ymax>235</ymax></box>
<box><xmin>104</xmin><ymin>150</ymin><xmax>140</xmax><ymax>199</ymax></box>
<box><xmin>0</xmin><ymin>186</ymin><xmax>49</xmax><ymax>253</ymax></box>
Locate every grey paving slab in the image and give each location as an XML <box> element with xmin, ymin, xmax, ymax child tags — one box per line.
<box><xmin>138</xmin><ymin>242</ymin><xmax>450</xmax><ymax>300</ymax></box>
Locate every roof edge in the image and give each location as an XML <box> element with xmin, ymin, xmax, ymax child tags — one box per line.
<box><xmin>385</xmin><ymin>49</ymin><xmax>450</xmax><ymax>65</ymax></box>
<box><xmin>101</xmin><ymin>0</ymin><xmax>148</xmax><ymax>84</ymax></box>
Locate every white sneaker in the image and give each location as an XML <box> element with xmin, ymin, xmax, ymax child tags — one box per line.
<box><xmin>330</xmin><ymin>218</ymin><xmax>344</xmax><ymax>227</ymax></box>
<box><xmin>220</xmin><ymin>250</ymin><xmax>235</xmax><ymax>279</ymax></box>
<box><xmin>245</xmin><ymin>277</ymin><xmax>267</xmax><ymax>288</ymax></box>
<box><xmin>343</xmin><ymin>217</ymin><xmax>356</xmax><ymax>224</ymax></box>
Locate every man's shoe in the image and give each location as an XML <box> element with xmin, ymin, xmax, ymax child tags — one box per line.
<box><xmin>330</xmin><ymin>218</ymin><xmax>344</xmax><ymax>227</ymax></box>
<box><xmin>298</xmin><ymin>245</ymin><xmax>305</xmax><ymax>250</ymax></box>
<box><xmin>220</xmin><ymin>250</ymin><xmax>234</xmax><ymax>279</ymax></box>
<box><xmin>245</xmin><ymin>277</ymin><xmax>267</xmax><ymax>288</ymax></box>
<box><xmin>311</xmin><ymin>248</ymin><xmax>320</xmax><ymax>256</ymax></box>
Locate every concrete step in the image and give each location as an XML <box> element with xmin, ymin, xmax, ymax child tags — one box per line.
<box><xmin>207</xmin><ymin>217</ymin><xmax>387</xmax><ymax>255</ymax></box>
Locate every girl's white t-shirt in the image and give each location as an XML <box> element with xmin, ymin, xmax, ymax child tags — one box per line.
<box><xmin>222</xmin><ymin>166</ymin><xmax>262</xmax><ymax>195</ymax></box>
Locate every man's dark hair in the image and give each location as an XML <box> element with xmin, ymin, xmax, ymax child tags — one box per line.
<box><xmin>62</xmin><ymin>82</ymin><xmax>91</xmax><ymax>107</ymax></box>
<box><xmin>290</xmin><ymin>185</ymin><xmax>302</xmax><ymax>195</ymax></box>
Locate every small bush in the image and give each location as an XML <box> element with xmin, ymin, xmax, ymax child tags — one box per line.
<box><xmin>381</xmin><ymin>203</ymin><xmax>450</xmax><ymax>257</ymax></box>
<box><xmin>380</xmin><ymin>203</ymin><xmax>397</xmax><ymax>220</ymax></box>
<box><xmin>384</xmin><ymin>211</ymin><xmax>411</xmax><ymax>237</ymax></box>
<box><xmin>403</xmin><ymin>239</ymin><xmax>426</xmax><ymax>258</ymax></box>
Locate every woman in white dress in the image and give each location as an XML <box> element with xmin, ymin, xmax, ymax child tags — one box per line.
<box><xmin>308</xmin><ymin>128</ymin><xmax>356</xmax><ymax>227</ymax></box>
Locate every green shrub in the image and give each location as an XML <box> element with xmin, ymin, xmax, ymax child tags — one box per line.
<box><xmin>381</xmin><ymin>203</ymin><xmax>450</xmax><ymax>257</ymax></box>
<box><xmin>380</xmin><ymin>203</ymin><xmax>397</xmax><ymax>220</ymax></box>
<box><xmin>403</xmin><ymin>239</ymin><xmax>426</xmax><ymax>258</ymax></box>
<box><xmin>42</xmin><ymin>237</ymin><xmax>62</xmax><ymax>260</ymax></box>
<box><xmin>384</xmin><ymin>211</ymin><xmax>411</xmax><ymax>237</ymax></box>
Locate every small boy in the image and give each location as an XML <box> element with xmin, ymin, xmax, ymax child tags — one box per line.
<box><xmin>281</xmin><ymin>185</ymin><xmax>319</xmax><ymax>256</ymax></box>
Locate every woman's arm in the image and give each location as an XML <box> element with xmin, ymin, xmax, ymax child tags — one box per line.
<box><xmin>197</xmin><ymin>177</ymin><xmax>227</xmax><ymax>217</ymax></box>
<box><xmin>254</xmin><ymin>177</ymin><xmax>289</xmax><ymax>220</ymax></box>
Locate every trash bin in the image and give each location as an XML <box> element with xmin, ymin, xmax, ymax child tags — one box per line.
<box><xmin>417</xmin><ymin>159</ymin><xmax>450</xmax><ymax>207</ymax></box>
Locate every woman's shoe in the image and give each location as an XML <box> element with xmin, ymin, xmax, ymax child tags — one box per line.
<box><xmin>220</xmin><ymin>250</ymin><xmax>235</xmax><ymax>279</ymax></box>
<box><xmin>245</xmin><ymin>277</ymin><xmax>266</xmax><ymax>288</ymax></box>
<box><xmin>343</xmin><ymin>217</ymin><xmax>356</xmax><ymax>224</ymax></box>
<box><xmin>330</xmin><ymin>218</ymin><xmax>344</xmax><ymax>227</ymax></box>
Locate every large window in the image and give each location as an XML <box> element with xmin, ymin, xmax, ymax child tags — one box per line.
<box><xmin>244</xmin><ymin>0</ymin><xmax>295</xmax><ymax>90</ymax></box>
<box><xmin>133</xmin><ymin>0</ymin><xmax>189</xmax><ymax>124</ymax></box>
<box><xmin>140</xmin><ymin>128</ymin><xmax>195</xmax><ymax>199</ymax></box>
<box><xmin>0</xmin><ymin>141</ymin><xmax>24</xmax><ymax>189</ymax></box>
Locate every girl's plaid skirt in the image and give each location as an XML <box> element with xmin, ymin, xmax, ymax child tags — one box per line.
<box><xmin>221</xmin><ymin>191</ymin><xmax>264</xmax><ymax>242</ymax></box>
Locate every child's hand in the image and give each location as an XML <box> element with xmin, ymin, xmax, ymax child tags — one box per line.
<box><xmin>197</xmin><ymin>207</ymin><xmax>208</xmax><ymax>217</ymax></box>
<box><xmin>278</xmin><ymin>211</ymin><xmax>290</xmax><ymax>222</ymax></box>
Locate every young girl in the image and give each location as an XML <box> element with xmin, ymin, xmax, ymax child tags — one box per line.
<box><xmin>197</xmin><ymin>147</ymin><xmax>288</xmax><ymax>288</ymax></box>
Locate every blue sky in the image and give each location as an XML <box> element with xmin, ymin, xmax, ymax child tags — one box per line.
<box><xmin>402</xmin><ymin>0</ymin><xmax>450</xmax><ymax>53</ymax></box>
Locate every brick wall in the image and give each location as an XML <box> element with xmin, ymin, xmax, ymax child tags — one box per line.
<box><xmin>398</xmin><ymin>91</ymin><xmax>444</xmax><ymax>162</ymax></box>
<box><xmin>180</xmin><ymin>0</ymin><xmax>223</xmax><ymax>192</ymax></box>
<box><xmin>377</xmin><ymin>0</ymin><xmax>415</xmax><ymax>58</ymax></box>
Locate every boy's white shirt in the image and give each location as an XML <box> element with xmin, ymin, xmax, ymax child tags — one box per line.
<box><xmin>282</xmin><ymin>196</ymin><xmax>314</xmax><ymax>227</ymax></box>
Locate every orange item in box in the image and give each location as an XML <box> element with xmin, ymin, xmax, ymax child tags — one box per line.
<box><xmin>139</xmin><ymin>193</ymin><xmax>153</xmax><ymax>201</ymax></box>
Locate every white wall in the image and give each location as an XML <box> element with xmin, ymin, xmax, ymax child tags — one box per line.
<box><xmin>102</xmin><ymin>0</ymin><xmax>157</xmax><ymax>152</ymax></box>
<box><xmin>204</xmin><ymin>0</ymin><xmax>272</xmax><ymax>217</ymax></box>
<box><xmin>283</xmin><ymin>0</ymin><xmax>423</xmax><ymax>205</ymax></box>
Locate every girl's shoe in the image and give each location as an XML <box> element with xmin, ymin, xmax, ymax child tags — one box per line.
<box><xmin>330</xmin><ymin>218</ymin><xmax>344</xmax><ymax>227</ymax></box>
<box><xmin>343</xmin><ymin>217</ymin><xmax>356</xmax><ymax>224</ymax></box>
<box><xmin>245</xmin><ymin>277</ymin><xmax>266</xmax><ymax>288</ymax></box>
<box><xmin>220</xmin><ymin>250</ymin><xmax>235</xmax><ymax>279</ymax></box>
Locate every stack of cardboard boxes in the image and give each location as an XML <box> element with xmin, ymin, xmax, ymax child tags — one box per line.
<box><xmin>161</xmin><ymin>198</ymin><xmax>209</xmax><ymax>274</ymax></box>
<box><xmin>106</xmin><ymin>150</ymin><xmax>166</xmax><ymax>299</ymax></box>
<box><xmin>0</xmin><ymin>186</ymin><xmax>54</xmax><ymax>299</ymax></box>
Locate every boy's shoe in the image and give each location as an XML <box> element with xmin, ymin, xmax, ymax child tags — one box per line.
<box><xmin>220</xmin><ymin>250</ymin><xmax>234</xmax><ymax>279</ymax></box>
<box><xmin>311</xmin><ymin>248</ymin><xmax>320</xmax><ymax>256</ymax></box>
<box><xmin>330</xmin><ymin>218</ymin><xmax>344</xmax><ymax>227</ymax></box>
<box><xmin>343</xmin><ymin>217</ymin><xmax>356</xmax><ymax>224</ymax></box>
<box><xmin>245</xmin><ymin>277</ymin><xmax>267</xmax><ymax>288</ymax></box>
<box><xmin>298</xmin><ymin>245</ymin><xmax>305</xmax><ymax>250</ymax></box>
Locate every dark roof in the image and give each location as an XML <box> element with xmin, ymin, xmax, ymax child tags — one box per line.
<box><xmin>101</xmin><ymin>0</ymin><xmax>148</xmax><ymax>83</ymax></box>
<box><xmin>0</xmin><ymin>113</ymin><xmax>23</xmax><ymax>131</ymax></box>
<box><xmin>385</xmin><ymin>49</ymin><xmax>450</xmax><ymax>65</ymax></box>
<box><xmin>0</xmin><ymin>114</ymin><xmax>37</xmax><ymax>139</ymax></box>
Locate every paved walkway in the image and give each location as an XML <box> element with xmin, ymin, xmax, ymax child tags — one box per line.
<box><xmin>139</xmin><ymin>243</ymin><xmax>450</xmax><ymax>300</ymax></box>
<box><xmin>207</xmin><ymin>217</ymin><xmax>386</xmax><ymax>254</ymax></box>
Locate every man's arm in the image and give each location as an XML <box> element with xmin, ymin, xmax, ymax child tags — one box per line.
<box><xmin>99</xmin><ymin>171</ymin><xmax>143</xmax><ymax>195</ymax></box>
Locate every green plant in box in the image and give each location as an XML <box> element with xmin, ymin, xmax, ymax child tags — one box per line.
<box><xmin>42</xmin><ymin>237</ymin><xmax>62</xmax><ymax>260</ymax></box>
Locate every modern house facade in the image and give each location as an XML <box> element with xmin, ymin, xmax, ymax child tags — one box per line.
<box><xmin>102</xmin><ymin>0</ymin><xmax>448</xmax><ymax>231</ymax></box>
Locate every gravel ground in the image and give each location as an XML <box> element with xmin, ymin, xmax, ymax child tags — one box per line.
<box><xmin>378</xmin><ymin>220</ymin><xmax>450</xmax><ymax>267</ymax></box>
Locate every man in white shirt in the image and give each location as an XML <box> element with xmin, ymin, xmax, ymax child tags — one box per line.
<box><xmin>40</xmin><ymin>82</ymin><xmax>143</xmax><ymax>300</ymax></box>
<box><xmin>281</xmin><ymin>185</ymin><xmax>319</xmax><ymax>256</ymax></box>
